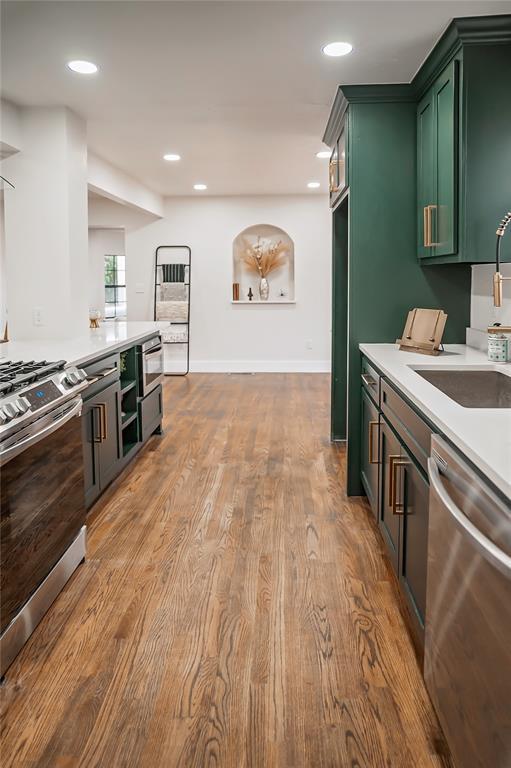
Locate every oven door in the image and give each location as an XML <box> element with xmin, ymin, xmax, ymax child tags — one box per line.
<box><xmin>0</xmin><ymin>397</ymin><xmax>86</xmax><ymax>636</ymax></box>
<box><xmin>140</xmin><ymin>337</ymin><xmax>164</xmax><ymax>396</ymax></box>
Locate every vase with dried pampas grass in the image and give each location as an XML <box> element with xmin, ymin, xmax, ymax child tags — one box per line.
<box><xmin>239</xmin><ymin>236</ymin><xmax>289</xmax><ymax>300</ymax></box>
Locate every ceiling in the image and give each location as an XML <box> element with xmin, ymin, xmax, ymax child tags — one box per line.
<box><xmin>2</xmin><ymin>1</ymin><xmax>510</xmax><ymax>196</ymax></box>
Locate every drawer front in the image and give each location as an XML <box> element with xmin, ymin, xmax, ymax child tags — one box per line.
<box><xmin>82</xmin><ymin>352</ymin><xmax>120</xmax><ymax>399</ymax></box>
<box><xmin>380</xmin><ymin>379</ymin><xmax>432</xmax><ymax>472</ymax></box>
<box><xmin>361</xmin><ymin>357</ymin><xmax>381</xmax><ymax>407</ymax></box>
<box><xmin>139</xmin><ymin>384</ymin><xmax>163</xmax><ymax>443</ymax></box>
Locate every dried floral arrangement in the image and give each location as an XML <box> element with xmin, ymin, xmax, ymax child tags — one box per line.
<box><xmin>239</xmin><ymin>236</ymin><xmax>289</xmax><ymax>278</ymax></box>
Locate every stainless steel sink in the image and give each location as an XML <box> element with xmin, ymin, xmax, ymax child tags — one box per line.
<box><xmin>415</xmin><ymin>369</ymin><xmax>511</xmax><ymax>408</ymax></box>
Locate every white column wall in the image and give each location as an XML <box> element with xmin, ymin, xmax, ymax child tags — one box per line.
<box><xmin>3</xmin><ymin>107</ymin><xmax>89</xmax><ymax>340</ymax></box>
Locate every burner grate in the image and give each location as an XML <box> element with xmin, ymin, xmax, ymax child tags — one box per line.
<box><xmin>0</xmin><ymin>360</ymin><xmax>66</xmax><ymax>395</ymax></box>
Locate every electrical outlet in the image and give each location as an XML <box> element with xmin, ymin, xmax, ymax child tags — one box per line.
<box><xmin>306</xmin><ymin>339</ymin><xmax>313</xmax><ymax>350</ymax></box>
<box><xmin>33</xmin><ymin>306</ymin><xmax>44</xmax><ymax>326</ymax></box>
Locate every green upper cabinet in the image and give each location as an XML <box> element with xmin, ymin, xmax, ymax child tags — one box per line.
<box><xmin>329</xmin><ymin>121</ymin><xmax>348</xmax><ymax>207</ymax></box>
<box><xmin>415</xmin><ymin>16</ymin><xmax>511</xmax><ymax>264</ymax></box>
<box><xmin>417</xmin><ymin>60</ymin><xmax>458</xmax><ymax>260</ymax></box>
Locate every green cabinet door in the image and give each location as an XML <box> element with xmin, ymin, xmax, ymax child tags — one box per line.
<box><xmin>417</xmin><ymin>59</ymin><xmax>458</xmax><ymax>260</ymax></box>
<box><xmin>97</xmin><ymin>380</ymin><xmax>122</xmax><ymax>489</ymax></box>
<box><xmin>433</xmin><ymin>60</ymin><xmax>458</xmax><ymax>257</ymax></box>
<box><xmin>360</xmin><ymin>387</ymin><xmax>379</xmax><ymax>518</ymax></box>
<box><xmin>82</xmin><ymin>380</ymin><xmax>122</xmax><ymax>508</ymax></box>
<box><xmin>417</xmin><ymin>89</ymin><xmax>435</xmax><ymax>259</ymax></box>
<box><xmin>399</xmin><ymin>447</ymin><xmax>429</xmax><ymax>641</ymax></box>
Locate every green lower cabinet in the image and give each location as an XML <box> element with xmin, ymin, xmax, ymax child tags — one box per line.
<box><xmin>360</xmin><ymin>388</ymin><xmax>379</xmax><ymax>518</ymax></box>
<box><xmin>378</xmin><ymin>415</ymin><xmax>429</xmax><ymax>648</ymax></box>
<box><xmin>82</xmin><ymin>380</ymin><xmax>122</xmax><ymax>508</ymax></box>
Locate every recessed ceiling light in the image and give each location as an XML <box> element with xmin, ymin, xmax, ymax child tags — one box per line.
<box><xmin>163</xmin><ymin>153</ymin><xmax>181</xmax><ymax>162</ymax></box>
<box><xmin>194</xmin><ymin>183</ymin><xmax>207</xmax><ymax>191</ymax></box>
<box><xmin>307</xmin><ymin>181</ymin><xmax>320</xmax><ymax>189</ymax></box>
<box><xmin>67</xmin><ymin>60</ymin><xmax>98</xmax><ymax>74</ymax></box>
<box><xmin>316</xmin><ymin>150</ymin><xmax>331</xmax><ymax>159</ymax></box>
<box><xmin>322</xmin><ymin>42</ymin><xmax>353</xmax><ymax>57</ymax></box>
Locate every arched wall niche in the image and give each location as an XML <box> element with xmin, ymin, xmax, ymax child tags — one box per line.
<box><xmin>232</xmin><ymin>223</ymin><xmax>295</xmax><ymax>302</ymax></box>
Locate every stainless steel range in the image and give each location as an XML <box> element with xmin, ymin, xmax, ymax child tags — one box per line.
<box><xmin>0</xmin><ymin>358</ymin><xmax>89</xmax><ymax>676</ymax></box>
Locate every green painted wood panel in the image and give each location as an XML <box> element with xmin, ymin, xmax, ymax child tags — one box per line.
<box><xmin>343</xmin><ymin>100</ymin><xmax>470</xmax><ymax>496</ymax></box>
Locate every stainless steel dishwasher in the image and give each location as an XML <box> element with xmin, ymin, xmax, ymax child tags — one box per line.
<box><xmin>426</xmin><ymin>435</ymin><xmax>511</xmax><ymax>768</ymax></box>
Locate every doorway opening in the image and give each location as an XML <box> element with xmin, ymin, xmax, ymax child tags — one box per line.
<box><xmin>331</xmin><ymin>195</ymin><xmax>348</xmax><ymax>441</ymax></box>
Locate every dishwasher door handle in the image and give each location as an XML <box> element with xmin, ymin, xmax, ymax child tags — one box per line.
<box><xmin>0</xmin><ymin>398</ymin><xmax>83</xmax><ymax>467</ymax></box>
<box><xmin>428</xmin><ymin>457</ymin><xmax>511</xmax><ymax>579</ymax></box>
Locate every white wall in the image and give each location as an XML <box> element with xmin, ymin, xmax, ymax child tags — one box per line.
<box><xmin>88</xmin><ymin>228</ymin><xmax>125</xmax><ymax>314</ymax></box>
<box><xmin>88</xmin><ymin>194</ymin><xmax>332</xmax><ymax>371</ymax></box>
<box><xmin>0</xmin><ymin>99</ymin><xmax>22</xmax><ymax>156</ymax></box>
<box><xmin>0</xmin><ymin>195</ymin><xmax>6</xmax><ymax>336</ymax></box>
<box><xmin>471</xmin><ymin>262</ymin><xmax>511</xmax><ymax>330</ymax></box>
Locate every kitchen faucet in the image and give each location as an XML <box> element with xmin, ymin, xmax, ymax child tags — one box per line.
<box><xmin>493</xmin><ymin>210</ymin><xmax>511</xmax><ymax>306</ymax></box>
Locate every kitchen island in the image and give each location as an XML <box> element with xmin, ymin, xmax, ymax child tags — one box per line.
<box><xmin>0</xmin><ymin>321</ymin><xmax>167</xmax><ymax>508</ymax></box>
<box><xmin>0</xmin><ymin>321</ymin><xmax>166</xmax><ymax>368</ymax></box>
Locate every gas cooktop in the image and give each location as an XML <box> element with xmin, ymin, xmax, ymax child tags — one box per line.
<box><xmin>0</xmin><ymin>359</ymin><xmax>89</xmax><ymax>440</ymax></box>
<box><xmin>0</xmin><ymin>359</ymin><xmax>67</xmax><ymax>396</ymax></box>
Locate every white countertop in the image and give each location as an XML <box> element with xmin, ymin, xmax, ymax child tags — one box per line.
<box><xmin>359</xmin><ymin>343</ymin><xmax>511</xmax><ymax>501</ymax></box>
<box><xmin>0</xmin><ymin>322</ymin><xmax>164</xmax><ymax>368</ymax></box>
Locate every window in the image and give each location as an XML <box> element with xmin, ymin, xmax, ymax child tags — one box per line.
<box><xmin>104</xmin><ymin>254</ymin><xmax>126</xmax><ymax>319</ymax></box>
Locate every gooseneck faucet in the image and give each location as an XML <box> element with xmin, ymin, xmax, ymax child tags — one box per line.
<box><xmin>493</xmin><ymin>211</ymin><xmax>511</xmax><ymax>307</ymax></box>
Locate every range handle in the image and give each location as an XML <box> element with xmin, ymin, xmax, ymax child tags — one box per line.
<box><xmin>428</xmin><ymin>457</ymin><xmax>511</xmax><ymax>579</ymax></box>
<box><xmin>0</xmin><ymin>398</ymin><xmax>82</xmax><ymax>467</ymax></box>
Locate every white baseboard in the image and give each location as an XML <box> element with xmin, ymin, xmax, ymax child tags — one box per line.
<box><xmin>164</xmin><ymin>359</ymin><xmax>331</xmax><ymax>373</ymax></box>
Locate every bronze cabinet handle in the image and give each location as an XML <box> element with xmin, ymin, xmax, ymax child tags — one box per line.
<box><xmin>329</xmin><ymin>159</ymin><xmax>339</xmax><ymax>194</ymax></box>
<box><xmin>429</xmin><ymin>204</ymin><xmax>441</xmax><ymax>246</ymax></box>
<box><xmin>361</xmin><ymin>373</ymin><xmax>377</xmax><ymax>388</ymax></box>
<box><xmin>423</xmin><ymin>206</ymin><xmax>430</xmax><ymax>247</ymax></box>
<box><xmin>93</xmin><ymin>405</ymin><xmax>102</xmax><ymax>443</ymax></box>
<box><xmin>95</xmin><ymin>402</ymin><xmax>107</xmax><ymax>442</ymax></box>
<box><xmin>391</xmin><ymin>459</ymin><xmax>409</xmax><ymax>515</ymax></box>
<box><xmin>388</xmin><ymin>455</ymin><xmax>400</xmax><ymax>507</ymax></box>
<box><xmin>424</xmin><ymin>204</ymin><xmax>441</xmax><ymax>248</ymax></box>
<box><xmin>100</xmin><ymin>403</ymin><xmax>107</xmax><ymax>441</ymax></box>
<box><xmin>368</xmin><ymin>420</ymin><xmax>379</xmax><ymax>465</ymax></box>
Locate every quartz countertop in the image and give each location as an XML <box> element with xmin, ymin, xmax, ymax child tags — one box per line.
<box><xmin>0</xmin><ymin>321</ymin><xmax>165</xmax><ymax>368</ymax></box>
<box><xmin>359</xmin><ymin>343</ymin><xmax>511</xmax><ymax>501</ymax></box>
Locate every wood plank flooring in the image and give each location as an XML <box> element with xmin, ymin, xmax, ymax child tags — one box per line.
<box><xmin>0</xmin><ymin>374</ymin><xmax>450</xmax><ymax>767</ymax></box>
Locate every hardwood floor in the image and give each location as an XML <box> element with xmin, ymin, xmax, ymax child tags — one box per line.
<box><xmin>0</xmin><ymin>374</ymin><xmax>450</xmax><ymax>768</ymax></box>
